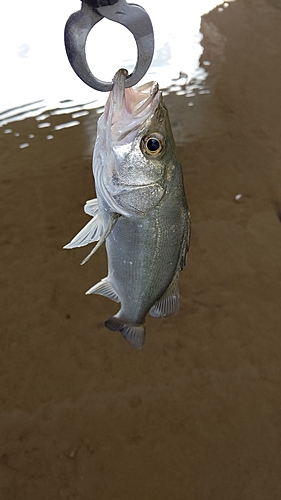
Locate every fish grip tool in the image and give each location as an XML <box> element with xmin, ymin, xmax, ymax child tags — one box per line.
<box><xmin>64</xmin><ymin>0</ymin><xmax>154</xmax><ymax>91</ymax></box>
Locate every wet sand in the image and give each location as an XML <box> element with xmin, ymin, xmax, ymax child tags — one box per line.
<box><xmin>1</xmin><ymin>0</ymin><xmax>281</xmax><ymax>498</ymax></box>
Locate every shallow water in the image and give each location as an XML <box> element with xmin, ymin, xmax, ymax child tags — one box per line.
<box><xmin>1</xmin><ymin>0</ymin><xmax>281</xmax><ymax>499</ymax></box>
<box><xmin>0</xmin><ymin>0</ymin><xmax>231</xmax><ymax>126</ymax></box>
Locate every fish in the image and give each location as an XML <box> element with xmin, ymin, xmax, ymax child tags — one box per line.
<box><xmin>64</xmin><ymin>68</ymin><xmax>190</xmax><ymax>349</ymax></box>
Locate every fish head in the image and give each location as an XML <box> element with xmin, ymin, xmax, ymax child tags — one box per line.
<box><xmin>94</xmin><ymin>69</ymin><xmax>177</xmax><ymax>215</ymax></box>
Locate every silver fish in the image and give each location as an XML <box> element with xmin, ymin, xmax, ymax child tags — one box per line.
<box><xmin>64</xmin><ymin>69</ymin><xmax>190</xmax><ymax>349</ymax></box>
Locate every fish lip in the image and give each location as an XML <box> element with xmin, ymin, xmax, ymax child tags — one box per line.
<box><xmin>112</xmin><ymin>68</ymin><xmax>128</xmax><ymax>116</ymax></box>
<box><xmin>132</xmin><ymin>81</ymin><xmax>159</xmax><ymax>117</ymax></box>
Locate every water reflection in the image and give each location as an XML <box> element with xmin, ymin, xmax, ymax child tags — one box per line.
<box><xmin>0</xmin><ymin>0</ymin><xmax>235</xmax><ymax>128</ymax></box>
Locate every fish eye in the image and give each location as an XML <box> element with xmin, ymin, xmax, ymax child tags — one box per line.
<box><xmin>147</xmin><ymin>138</ymin><xmax>160</xmax><ymax>152</ymax></box>
<box><xmin>141</xmin><ymin>133</ymin><xmax>165</xmax><ymax>156</ymax></box>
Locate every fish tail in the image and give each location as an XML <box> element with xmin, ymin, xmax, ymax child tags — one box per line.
<box><xmin>105</xmin><ymin>316</ymin><xmax>145</xmax><ymax>350</ymax></box>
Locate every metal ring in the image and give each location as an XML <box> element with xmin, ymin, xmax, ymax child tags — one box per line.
<box><xmin>64</xmin><ymin>0</ymin><xmax>154</xmax><ymax>92</ymax></box>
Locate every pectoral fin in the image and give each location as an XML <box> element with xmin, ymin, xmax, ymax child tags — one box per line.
<box><xmin>63</xmin><ymin>198</ymin><xmax>102</xmax><ymax>249</ymax></box>
<box><xmin>63</xmin><ymin>215</ymin><xmax>103</xmax><ymax>249</ymax></box>
<box><xmin>80</xmin><ymin>212</ymin><xmax>120</xmax><ymax>265</ymax></box>
<box><xmin>64</xmin><ymin>196</ymin><xmax>120</xmax><ymax>264</ymax></box>
<box><xmin>150</xmin><ymin>274</ymin><xmax>180</xmax><ymax>318</ymax></box>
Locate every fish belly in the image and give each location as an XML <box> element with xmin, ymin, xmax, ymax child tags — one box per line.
<box><xmin>105</xmin><ymin>201</ymin><xmax>187</xmax><ymax>325</ymax></box>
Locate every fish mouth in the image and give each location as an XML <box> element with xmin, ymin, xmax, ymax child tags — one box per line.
<box><xmin>105</xmin><ymin>69</ymin><xmax>161</xmax><ymax>142</ymax></box>
<box><xmin>111</xmin><ymin>68</ymin><xmax>128</xmax><ymax>119</ymax></box>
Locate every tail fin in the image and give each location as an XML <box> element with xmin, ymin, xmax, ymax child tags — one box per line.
<box><xmin>105</xmin><ymin>316</ymin><xmax>145</xmax><ymax>350</ymax></box>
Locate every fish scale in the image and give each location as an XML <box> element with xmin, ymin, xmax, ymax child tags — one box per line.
<box><xmin>106</xmin><ymin>202</ymin><xmax>184</xmax><ymax>321</ymax></box>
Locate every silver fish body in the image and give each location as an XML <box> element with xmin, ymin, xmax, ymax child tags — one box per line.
<box><xmin>64</xmin><ymin>69</ymin><xmax>190</xmax><ymax>349</ymax></box>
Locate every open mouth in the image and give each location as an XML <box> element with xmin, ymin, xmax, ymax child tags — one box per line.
<box><xmin>125</xmin><ymin>81</ymin><xmax>160</xmax><ymax>117</ymax></box>
<box><xmin>105</xmin><ymin>69</ymin><xmax>161</xmax><ymax>144</ymax></box>
<box><xmin>108</xmin><ymin>69</ymin><xmax>161</xmax><ymax>121</ymax></box>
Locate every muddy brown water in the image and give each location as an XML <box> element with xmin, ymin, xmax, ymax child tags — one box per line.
<box><xmin>1</xmin><ymin>0</ymin><xmax>281</xmax><ymax>498</ymax></box>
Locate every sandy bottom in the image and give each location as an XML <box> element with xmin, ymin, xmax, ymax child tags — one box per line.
<box><xmin>1</xmin><ymin>0</ymin><xmax>281</xmax><ymax>498</ymax></box>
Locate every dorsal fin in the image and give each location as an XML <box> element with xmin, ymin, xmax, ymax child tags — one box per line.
<box><xmin>149</xmin><ymin>274</ymin><xmax>180</xmax><ymax>318</ymax></box>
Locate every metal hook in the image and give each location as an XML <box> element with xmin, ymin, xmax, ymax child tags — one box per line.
<box><xmin>64</xmin><ymin>0</ymin><xmax>154</xmax><ymax>92</ymax></box>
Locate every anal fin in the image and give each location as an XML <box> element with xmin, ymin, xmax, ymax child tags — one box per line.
<box><xmin>85</xmin><ymin>277</ymin><xmax>119</xmax><ymax>303</ymax></box>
